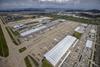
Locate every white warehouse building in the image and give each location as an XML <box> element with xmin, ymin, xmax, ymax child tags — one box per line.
<box><xmin>44</xmin><ymin>35</ymin><xmax>77</xmax><ymax>66</ymax></box>
<box><xmin>85</xmin><ymin>40</ymin><xmax>93</xmax><ymax>48</ymax></box>
<box><xmin>75</xmin><ymin>26</ymin><xmax>85</xmax><ymax>33</ymax></box>
<box><xmin>74</xmin><ymin>24</ymin><xmax>87</xmax><ymax>33</ymax></box>
<box><xmin>20</xmin><ymin>26</ymin><xmax>47</xmax><ymax>37</ymax></box>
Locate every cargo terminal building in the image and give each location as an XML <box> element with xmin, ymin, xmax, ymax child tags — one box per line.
<box><xmin>20</xmin><ymin>19</ymin><xmax>61</xmax><ymax>37</ymax></box>
<box><xmin>44</xmin><ymin>35</ymin><xmax>78</xmax><ymax>67</ymax></box>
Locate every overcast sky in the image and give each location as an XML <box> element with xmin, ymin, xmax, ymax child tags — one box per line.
<box><xmin>0</xmin><ymin>0</ymin><xmax>100</xmax><ymax>10</ymax></box>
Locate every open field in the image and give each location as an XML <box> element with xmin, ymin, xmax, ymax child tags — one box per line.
<box><xmin>42</xmin><ymin>59</ymin><xmax>52</xmax><ymax>67</ymax></box>
<box><xmin>94</xmin><ymin>25</ymin><xmax>100</xmax><ymax>67</ymax></box>
<box><xmin>24</xmin><ymin>56</ymin><xmax>32</xmax><ymax>67</ymax></box>
<box><xmin>73</xmin><ymin>32</ymin><xmax>82</xmax><ymax>39</ymax></box>
<box><xmin>19</xmin><ymin>47</ymin><xmax>26</xmax><ymax>53</ymax></box>
<box><xmin>47</xmin><ymin>14</ymin><xmax>100</xmax><ymax>25</ymax></box>
<box><xmin>28</xmin><ymin>55</ymin><xmax>39</xmax><ymax>67</ymax></box>
<box><xmin>0</xmin><ymin>25</ymin><xmax>9</xmax><ymax>57</ymax></box>
<box><xmin>24</xmin><ymin>55</ymin><xmax>39</xmax><ymax>67</ymax></box>
<box><xmin>6</xmin><ymin>27</ymin><xmax>19</xmax><ymax>45</ymax></box>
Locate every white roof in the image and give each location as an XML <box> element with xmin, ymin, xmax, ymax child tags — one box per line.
<box><xmin>13</xmin><ymin>24</ymin><xmax>23</xmax><ymax>29</ymax></box>
<box><xmin>86</xmin><ymin>40</ymin><xmax>93</xmax><ymax>48</ymax></box>
<box><xmin>75</xmin><ymin>26</ymin><xmax>85</xmax><ymax>33</ymax></box>
<box><xmin>20</xmin><ymin>26</ymin><xmax>46</xmax><ymax>37</ymax></box>
<box><xmin>81</xmin><ymin>24</ymin><xmax>88</xmax><ymax>27</ymax></box>
<box><xmin>58</xmin><ymin>51</ymin><xmax>71</xmax><ymax>67</ymax></box>
<box><xmin>44</xmin><ymin>35</ymin><xmax>77</xmax><ymax>66</ymax></box>
<box><xmin>72</xmin><ymin>39</ymin><xmax>79</xmax><ymax>47</ymax></box>
<box><xmin>90</xmin><ymin>29</ymin><xmax>96</xmax><ymax>33</ymax></box>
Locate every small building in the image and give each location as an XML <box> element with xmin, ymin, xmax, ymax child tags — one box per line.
<box><xmin>81</xmin><ymin>23</ymin><xmax>88</xmax><ymax>27</ymax></box>
<box><xmin>90</xmin><ymin>29</ymin><xmax>96</xmax><ymax>34</ymax></box>
<box><xmin>85</xmin><ymin>40</ymin><xmax>93</xmax><ymax>48</ymax></box>
<box><xmin>75</xmin><ymin>24</ymin><xmax>87</xmax><ymax>33</ymax></box>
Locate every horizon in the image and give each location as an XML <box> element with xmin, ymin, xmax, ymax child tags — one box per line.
<box><xmin>0</xmin><ymin>0</ymin><xmax>100</xmax><ymax>10</ymax></box>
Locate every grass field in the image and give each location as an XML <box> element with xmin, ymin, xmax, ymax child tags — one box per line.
<box><xmin>19</xmin><ymin>47</ymin><xmax>26</xmax><ymax>53</ymax></box>
<box><xmin>24</xmin><ymin>56</ymin><xmax>32</xmax><ymax>67</ymax></box>
<box><xmin>10</xmin><ymin>28</ymin><xmax>19</xmax><ymax>36</ymax></box>
<box><xmin>0</xmin><ymin>25</ymin><xmax>9</xmax><ymax>57</ymax></box>
<box><xmin>48</xmin><ymin>14</ymin><xmax>100</xmax><ymax>25</ymax></box>
<box><xmin>73</xmin><ymin>32</ymin><xmax>82</xmax><ymax>39</ymax></box>
<box><xmin>28</xmin><ymin>55</ymin><xmax>39</xmax><ymax>67</ymax></box>
<box><xmin>6</xmin><ymin>27</ymin><xmax>19</xmax><ymax>45</ymax></box>
<box><xmin>42</xmin><ymin>59</ymin><xmax>53</xmax><ymax>67</ymax></box>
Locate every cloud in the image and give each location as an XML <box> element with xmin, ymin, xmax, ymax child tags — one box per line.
<box><xmin>0</xmin><ymin>0</ymin><xmax>36</xmax><ymax>9</ymax></box>
<box><xmin>0</xmin><ymin>0</ymin><xmax>100</xmax><ymax>10</ymax></box>
<box><xmin>40</xmin><ymin>0</ymin><xmax>73</xmax><ymax>3</ymax></box>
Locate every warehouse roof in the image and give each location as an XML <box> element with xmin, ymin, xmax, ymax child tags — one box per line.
<box><xmin>75</xmin><ymin>26</ymin><xmax>85</xmax><ymax>33</ymax></box>
<box><xmin>86</xmin><ymin>40</ymin><xmax>93</xmax><ymax>48</ymax></box>
<box><xmin>13</xmin><ymin>24</ymin><xmax>24</xmax><ymax>29</ymax></box>
<box><xmin>44</xmin><ymin>35</ymin><xmax>77</xmax><ymax>66</ymax></box>
<box><xmin>20</xmin><ymin>26</ymin><xmax>47</xmax><ymax>37</ymax></box>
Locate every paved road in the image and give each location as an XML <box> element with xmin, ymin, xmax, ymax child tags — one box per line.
<box><xmin>0</xmin><ymin>19</ymin><xmax>26</xmax><ymax>67</ymax></box>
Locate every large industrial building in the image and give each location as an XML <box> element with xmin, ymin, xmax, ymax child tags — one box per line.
<box><xmin>20</xmin><ymin>26</ymin><xmax>47</xmax><ymax>37</ymax></box>
<box><xmin>20</xmin><ymin>19</ymin><xmax>62</xmax><ymax>37</ymax></box>
<box><xmin>44</xmin><ymin>35</ymin><xmax>78</xmax><ymax>66</ymax></box>
<box><xmin>75</xmin><ymin>24</ymin><xmax>87</xmax><ymax>33</ymax></box>
<box><xmin>85</xmin><ymin>40</ymin><xmax>93</xmax><ymax>48</ymax></box>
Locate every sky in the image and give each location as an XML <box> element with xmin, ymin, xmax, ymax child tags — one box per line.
<box><xmin>0</xmin><ymin>0</ymin><xmax>100</xmax><ymax>10</ymax></box>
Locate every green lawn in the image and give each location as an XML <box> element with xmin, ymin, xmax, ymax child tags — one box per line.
<box><xmin>10</xmin><ymin>28</ymin><xmax>19</xmax><ymax>36</ymax></box>
<box><xmin>19</xmin><ymin>47</ymin><xmax>26</xmax><ymax>53</ymax></box>
<box><xmin>42</xmin><ymin>59</ymin><xmax>53</xmax><ymax>67</ymax></box>
<box><xmin>24</xmin><ymin>56</ymin><xmax>32</xmax><ymax>67</ymax></box>
<box><xmin>73</xmin><ymin>32</ymin><xmax>82</xmax><ymax>39</ymax></box>
<box><xmin>28</xmin><ymin>55</ymin><xmax>39</xmax><ymax>67</ymax></box>
<box><xmin>6</xmin><ymin>27</ymin><xmax>19</xmax><ymax>45</ymax></box>
<box><xmin>49</xmin><ymin>15</ymin><xmax>100</xmax><ymax>25</ymax></box>
<box><xmin>0</xmin><ymin>25</ymin><xmax>9</xmax><ymax>57</ymax></box>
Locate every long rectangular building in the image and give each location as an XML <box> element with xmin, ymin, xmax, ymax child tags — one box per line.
<box><xmin>44</xmin><ymin>35</ymin><xmax>77</xmax><ymax>66</ymax></box>
<box><xmin>20</xmin><ymin>26</ymin><xmax>47</xmax><ymax>37</ymax></box>
<box><xmin>20</xmin><ymin>19</ymin><xmax>61</xmax><ymax>37</ymax></box>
